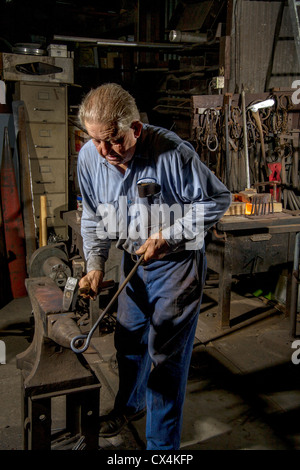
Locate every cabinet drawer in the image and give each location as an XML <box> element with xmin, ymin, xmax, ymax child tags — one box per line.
<box><xmin>31</xmin><ymin>159</ymin><xmax>66</xmax><ymax>193</ymax></box>
<box><xmin>27</xmin><ymin>123</ymin><xmax>66</xmax><ymax>160</ymax></box>
<box><xmin>17</xmin><ymin>82</ymin><xmax>66</xmax><ymax>122</ymax></box>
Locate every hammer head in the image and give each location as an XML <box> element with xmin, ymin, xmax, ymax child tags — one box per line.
<box><xmin>63</xmin><ymin>277</ymin><xmax>79</xmax><ymax>312</ymax></box>
<box><xmin>137</xmin><ymin>180</ymin><xmax>161</xmax><ymax>199</ymax></box>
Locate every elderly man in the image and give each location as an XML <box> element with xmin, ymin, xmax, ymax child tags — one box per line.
<box><xmin>77</xmin><ymin>83</ymin><xmax>231</xmax><ymax>450</ymax></box>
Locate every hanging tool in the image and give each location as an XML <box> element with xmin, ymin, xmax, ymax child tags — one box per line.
<box><xmin>195</xmin><ymin>108</ymin><xmax>220</xmax><ymax>155</ymax></box>
<box><xmin>70</xmin><ymin>253</ymin><xmax>145</xmax><ymax>353</ymax></box>
<box><xmin>223</xmin><ymin>94</ymin><xmax>232</xmax><ymax>191</ymax></box>
<box><xmin>249</xmin><ymin>99</ymin><xmax>275</xmax><ymax>182</ymax></box>
<box><xmin>204</xmin><ymin>108</ymin><xmax>219</xmax><ymax>152</ymax></box>
<box><xmin>241</xmin><ymin>87</ymin><xmax>251</xmax><ymax>189</ymax></box>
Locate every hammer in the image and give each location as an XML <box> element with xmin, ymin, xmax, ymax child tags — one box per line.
<box><xmin>62</xmin><ymin>276</ymin><xmax>115</xmax><ymax>312</ymax></box>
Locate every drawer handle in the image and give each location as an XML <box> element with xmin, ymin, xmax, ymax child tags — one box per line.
<box><xmin>34</xmin><ymin>145</ymin><xmax>53</xmax><ymax>149</ymax></box>
<box><xmin>33</xmin><ymin>107</ymin><xmax>55</xmax><ymax>112</ymax></box>
<box><xmin>35</xmin><ymin>180</ymin><xmax>55</xmax><ymax>184</ymax></box>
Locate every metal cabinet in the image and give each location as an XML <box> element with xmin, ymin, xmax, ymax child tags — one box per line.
<box><xmin>14</xmin><ymin>81</ymin><xmax>68</xmax><ymax>240</ymax></box>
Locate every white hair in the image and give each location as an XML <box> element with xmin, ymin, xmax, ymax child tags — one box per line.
<box><xmin>78</xmin><ymin>83</ymin><xmax>140</xmax><ymax>132</ymax></box>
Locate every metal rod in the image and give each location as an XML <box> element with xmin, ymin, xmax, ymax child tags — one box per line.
<box><xmin>53</xmin><ymin>35</ymin><xmax>183</xmax><ymax>49</ymax></box>
<box><xmin>194</xmin><ymin>307</ymin><xmax>281</xmax><ymax>346</ymax></box>
<box><xmin>169</xmin><ymin>30</ymin><xmax>208</xmax><ymax>43</ymax></box>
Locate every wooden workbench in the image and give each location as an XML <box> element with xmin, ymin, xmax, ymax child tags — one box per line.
<box><xmin>206</xmin><ymin>212</ymin><xmax>300</xmax><ymax>328</ymax></box>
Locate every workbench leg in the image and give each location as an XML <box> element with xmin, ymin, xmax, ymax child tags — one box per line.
<box><xmin>28</xmin><ymin>397</ymin><xmax>52</xmax><ymax>450</ymax></box>
<box><xmin>218</xmin><ymin>267</ymin><xmax>232</xmax><ymax>328</ymax></box>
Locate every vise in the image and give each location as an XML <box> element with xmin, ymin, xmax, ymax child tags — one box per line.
<box><xmin>16</xmin><ymin>276</ymin><xmax>101</xmax><ymax>450</ymax></box>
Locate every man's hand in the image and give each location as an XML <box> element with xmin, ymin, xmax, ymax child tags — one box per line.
<box><xmin>79</xmin><ymin>269</ymin><xmax>104</xmax><ymax>300</ymax></box>
<box><xmin>135</xmin><ymin>231</ymin><xmax>171</xmax><ymax>262</ymax></box>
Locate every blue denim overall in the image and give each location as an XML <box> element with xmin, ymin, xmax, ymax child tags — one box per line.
<box><xmin>114</xmin><ymin>249</ymin><xmax>207</xmax><ymax>450</ymax></box>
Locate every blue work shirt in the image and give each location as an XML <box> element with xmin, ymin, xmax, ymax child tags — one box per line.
<box><xmin>77</xmin><ymin>124</ymin><xmax>231</xmax><ymax>273</ymax></box>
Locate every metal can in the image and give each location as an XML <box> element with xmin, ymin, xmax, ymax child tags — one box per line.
<box><xmin>77</xmin><ymin>195</ymin><xmax>83</xmax><ymax>211</ymax></box>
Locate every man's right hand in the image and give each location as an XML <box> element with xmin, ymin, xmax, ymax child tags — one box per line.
<box><xmin>79</xmin><ymin>270</ymin><xmax>104</xmax><ymax>300</ymax></box>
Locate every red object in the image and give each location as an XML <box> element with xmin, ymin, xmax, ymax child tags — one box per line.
<box><xmin>268</xmin><ymin>162</ymin><xmax>281</xmax><ymax>202</ymax></box>
<box><xmin>0</xmin><ymin>127</ymin><xmax>27</xmax><ymax>298</ymax></box>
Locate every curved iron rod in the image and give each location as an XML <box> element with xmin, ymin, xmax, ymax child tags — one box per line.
<box><xmin>70</xmin><ymin>253</ymin><xmax>145</xmax><ymax>353</ymax></box>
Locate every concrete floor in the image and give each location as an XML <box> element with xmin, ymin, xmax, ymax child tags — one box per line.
<box><xmin>0</xmin><ymin>278</ymin><xmax>300</xmax><ymax>451</ymax></box>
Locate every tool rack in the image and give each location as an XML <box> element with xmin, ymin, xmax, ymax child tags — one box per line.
<box><xmin>191</xmin><ymin>90</ymin><xmax>300</xmax><ymax>210</ymax></box>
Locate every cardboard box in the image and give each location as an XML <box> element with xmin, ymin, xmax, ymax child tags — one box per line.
<box><xmin>47</xmin><ymin>44</ymin><xmax>68</xmax><ymax>58</ymax></box>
